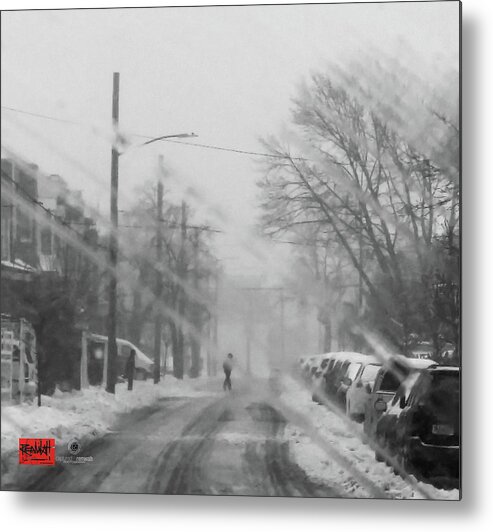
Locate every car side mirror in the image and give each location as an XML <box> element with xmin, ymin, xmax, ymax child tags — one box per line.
<box><xmin>374</xmin><ymin>399</ymin><xmax>387</xmax><ymax>412</ymax></box>
<box><xmin>399</xmin><ymin>396</ymin><xmax>406</xmax><ymax>409</ymax></box>
<box><xmin>365</xmin><ymin>383</ymin><xmax>372</xmax><ymax>393</ymax></box>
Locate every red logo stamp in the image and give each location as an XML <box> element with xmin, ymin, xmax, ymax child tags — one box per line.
<box><xmin>18</xmin><ymin>438</ymin><xmax>55</xmax><ymax>465</ymax></box>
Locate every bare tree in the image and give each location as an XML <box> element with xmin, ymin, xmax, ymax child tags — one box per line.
<box><xmin>258</xmin><ymin>66</ymin><xmax>459</xmax><ymax>355</ymax></box>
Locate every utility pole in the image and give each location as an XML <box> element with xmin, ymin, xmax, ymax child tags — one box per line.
<box><xmin>153</xmin><ymin>155</ymin><xmax>164</xmax><ymax>384</ymax></box>
<box><xmin>246</xmin><ymin>292</ymin><xmax>252</xmax><ymax>375</ymax></box>
<box><xmin>205</xmin><ymin>282</ymin><xmax>212</xmax><ymax>377</ymax></box>
<box><xmin>212</xmin><ymin>265</ymin><xmax>219</xmax><ymax>376</ymax></box>
<box><xmin>190</xmin><ymin>227</ymin><xmax>201</xmax><ymax>378</ymax></box>
<box><xmin>239</xmin><ymin>288</ymin><xmax>255</xmax><ymax>376</ymax></box>
<box><xmin>106</xmin><ymin>71</ymin><xmax>119</xmax><ymax>394</ymax></box>
<box><xmin>280</xmin><ymin>287</ymin><xmax>285</xmax><ymax>363</ymax></box>
<box><xmin>173</xmin><ymin>201</ymin><xmax>187</xmax><ymax>379</ymax></box>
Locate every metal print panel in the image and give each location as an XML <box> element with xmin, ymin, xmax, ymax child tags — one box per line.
<box><xmin>0</xmin><ymin>1</ymin><xmax>461</xmax><ymax>499</ymax></box>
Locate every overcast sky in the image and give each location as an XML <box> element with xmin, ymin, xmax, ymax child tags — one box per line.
<box><xmin>1</xmin><ymin>2</ymin><xmax>459</xmax><ymax>278</ymax></box>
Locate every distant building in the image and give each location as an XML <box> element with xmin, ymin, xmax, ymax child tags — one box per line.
<box><xmin>1</xmin><ymin>157</ymin><xmax>99</xmax><ymax>281</ymax></box>
<box><xmin>1</xmin><ymin>158</ymin><xmax>39</xmax><ymax>271</ymax></box>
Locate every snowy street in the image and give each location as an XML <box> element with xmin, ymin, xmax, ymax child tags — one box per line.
<box><xmin>3</xmin><ymin>378</ymin><xmax>338</xmax><ymax>496</ymax></box>
<box><xmin>1</xmin><ymin>376</ymin><xmax>459</xmax><ymax>499</ymax></box>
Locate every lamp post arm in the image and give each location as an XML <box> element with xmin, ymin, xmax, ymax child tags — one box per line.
<box><xmin>140</xmin><ymin>132</ymin><xmax>197</xmax><ymax>147</ymax></box>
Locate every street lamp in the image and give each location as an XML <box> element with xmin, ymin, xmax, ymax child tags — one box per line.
<box><xmin>138</xmin><ymin>132</ymin><xmax>197</xmax><ymax>147</ymax></box>
<box><xmin>118</xmin><ymin>132</ymin><xmax>198</xmax><ymax>156</ymax></box>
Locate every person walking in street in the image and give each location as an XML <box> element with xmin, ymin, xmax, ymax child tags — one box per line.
<box><xmin>125</xmin><ymin>349</ymin><xmax>136</xmax><ymax>391</ymax></box>
<box><xmin>223</xmin><ymin>353</ymin><xmax>234</xmax><ymax>391</ymax></box>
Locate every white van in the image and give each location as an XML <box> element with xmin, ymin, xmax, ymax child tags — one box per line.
<box><xmin>85</xmin><ymin>334</ymin><xmax>153</xmax><ymax>386</ymax></box>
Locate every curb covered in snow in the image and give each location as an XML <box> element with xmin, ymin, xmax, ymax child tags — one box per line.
<box><xmin>279</xmin><ymin>376</ymin><xmax>460</xmax><ymax>500</ymax></box>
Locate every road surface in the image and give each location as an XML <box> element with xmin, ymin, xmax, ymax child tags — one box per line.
<box><xmin>8</xmin><ymin>380</ymin><xmax>340</xmax><ymax>497</ymax></box>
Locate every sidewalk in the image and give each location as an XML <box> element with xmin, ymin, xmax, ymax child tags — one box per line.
<box><xmin>1</xmin><ymin>377</ymin><xmax>217</xmax><ymax>457</ymax></box>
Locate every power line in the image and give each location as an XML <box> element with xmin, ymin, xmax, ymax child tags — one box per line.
<box><xmin>2</xmin><ymin>140</ymin><xmax>322</xmax><ymax>249</ymax></box>
<box><xmin>2</xmin><ymin>104</ymin><xmax>305</xmax><ymax>160</ymax></box>
<box><xmin>66</xmin><ymin>220</ymin><xmax>223</xmax><ymax>233</ymax></box>
<box><xmin>2</xmin><ymin>106</ymin><xmax>85</xmax><ymax>127</ymax></box>
<box><xmin>1</xmin><ymin>163</ymin><xmax>318</xmax><ymax>246</ymax></box>
<box><xmin>2</xmin><ymin>171</ymin><xmax>324</xmax><ymax>248</ymax></box>
<box><xmin>139</xmin><ymin>135</ymin><xmax>305</xmax><ymax>160</ymax></box>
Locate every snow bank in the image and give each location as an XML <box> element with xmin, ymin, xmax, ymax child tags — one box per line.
<box><xmin>1</xmin><ymin>377</ymin><xmax>216</xmax><ymax>456</ymax></box>
<box><xmin>280</xmin><ymin>376</ymin><xmax>460</xmax><ymax>500</ymax></box>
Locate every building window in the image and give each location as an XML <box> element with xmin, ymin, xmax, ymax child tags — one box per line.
<box><xmin>17</xmin><ymin>211</ymin><xmax>33</xmax><ymax>243</ymax></box>
<box><xmin>40</xmin><ymin>227</ymin><xmax>52</xmax><ymax>254</ymax></box>
<box><xmin>1</xmin><ymin>209</ymin><xmax>11</xmax><ymax>261</ymax></box>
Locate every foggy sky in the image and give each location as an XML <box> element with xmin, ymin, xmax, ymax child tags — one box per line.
<box><xmin>1</xmin><ymin>2</ymin><xmax>459</xmax><ymax>279</ymax></box>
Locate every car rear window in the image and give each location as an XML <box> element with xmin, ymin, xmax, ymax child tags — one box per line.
<box><xmin>360</xmin><ymin>364</ymin><xmax>381</xmax><ymax>382</ymax></box>
<box><xmin>346</xmin><ymin>362</ymin><xmax>362</xmax><ymax>381</ymax></box>
<box><xmin>379</xmin><ymin>370</ymin><xmax>401</xmax><ymax>392</ymax></box>
<box><xmin>338</xmin><ymin>362</ymin><xmax>349</xmax><ymax>376</ymax></box>
<box><xmin>427</xmin><ymin>372</ymin><xmax>460</xmax><ymax>416</ymax></box>
<box><xmin>333</xmin><ymin>361</ymin><xmax>342</xmax><ymax>372</ymax></box>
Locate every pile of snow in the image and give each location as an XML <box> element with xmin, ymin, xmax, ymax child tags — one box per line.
<box><xmin>279</xmin><ymin>376</ymin><xmax>460</xmax><ymax>500</ymax></box>
<box><xmin>1</xmin><ymin>377</ymin><xmax>215</xmax><ymax>456</ymax></box>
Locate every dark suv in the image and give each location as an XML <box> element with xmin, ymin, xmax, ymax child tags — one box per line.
<box><xmin>390</xmin><ymin>366</ymin><xmax>460</xmax><ymax>484</ymax></box>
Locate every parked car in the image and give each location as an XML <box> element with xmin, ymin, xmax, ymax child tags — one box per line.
<box><xmin>87</xmin><ymin>334</ymin><xmax>154</xmax><ymax>384</ymax></box>
<box><xmin>335</xmin><ymin>354</ymin><xmax>371</xmax><ymax>408</ymax></box>
<box><xmin>298</xmin><ymin>355</ymin><xmax>312</xmax><ymax>371</ymax></box>
<box><xmin>345</xmin><ymin>356</ymin><xmax>381</xmax><ymax>421</ymax></box>
<box><xmin>322</xmin><ymin>352</ymin><xmax>368</xmax><ymax>404</ymax></box>
<box><xmin>311</xmin><ymin>353</ymin><xmax>337</xmax><ymax>402</ymax></box>
<box><xmin>374</xmin><ymin>370</ymin><xmax>423</xmax><ymax>461</ymax></box>
<box><xmin>322</xmin><ymin>355</ymin><xmax>340</xmax><ymax>385</ymax></box>
<box><xmin>301</xmin><ymin>356</ymin><xmax>316</xmax><ymax>381</ymax></box>
<box><xmin>363</xmin><ymin>356</ymin><xmax>434</xmax><ymax>440</ymax></box>
<box><xmin>323</xmin><ymin>354</ymin><xmax>348</xmax><ymax>398</ymax></box>
<box><xmin>392</xmin><ymin>365</ymin><xmax>460</xmax><ymax>483</ymax></box>
<box><xmin>116</xmin><ymin>339</ymin><xmax>154</xmax><ymax>380</ymax></box>
<box><xmin>304</xmin><ymin>354</ymin><xmax>330</xmax><ymax>383</ymax></box>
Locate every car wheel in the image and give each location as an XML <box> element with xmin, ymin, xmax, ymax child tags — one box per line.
<box><xmin>375</xmin><ymin>434</ymin><xmax>386</xmax><ymax>462</ymax></box>
<box><xmin>354</xmin><ymin>413</ymin><xmax>364</xmax><ymax>423</ymax></box>
<box><xmin>385</xmin><ymin>450</ymin><xmax>394</xmax><ymax>467</ymax></box>
<box><xmin>399</xmin><ymin>445</ymin><xmax>414</xmax><ymax>478</ymax></box>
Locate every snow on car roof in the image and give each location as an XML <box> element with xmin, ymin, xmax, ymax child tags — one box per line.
<box><xmin>404</xmin><ymin>357</ymin><xmax>435</xmax><ymax>369</ymax></box>
<box><xmin>428</xmin><ymin>365</ymin><xmax>460</xmax><ymax>373</ymax></box>
<box><xmin>327</xmin><ymin>352</ymin><xmax>371</xmax><ymax>363</ymax></box>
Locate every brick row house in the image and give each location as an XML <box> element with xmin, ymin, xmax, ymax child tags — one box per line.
<box><xmin>1</xmin><ymin>157</ymin><xmax>104</xmax><ymax>397</ymax></box>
